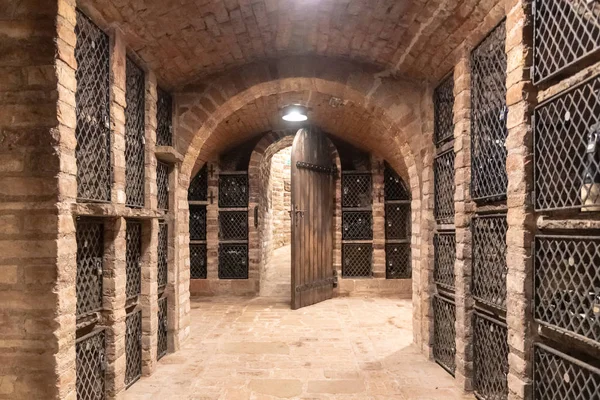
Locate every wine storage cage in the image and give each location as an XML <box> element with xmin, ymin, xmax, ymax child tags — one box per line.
<box><xmin>188</xmin><ymin>165</ymin><xmax>208</xmax><ymax>201</ymax></box>
<box><xmin>532</xmin><ymin>1</ymin><xmax>600</xmax><ymax>85</ymax></box>
<box><xmin>157</xmin><ymin>297</ymin><xmax>168</xmax><ymax>360</ymax></box>
<box><xmin>74</xmin><ymin>10</ymin><xmax>111</xmax><ymax>203</ymax></box>
<box><xmin>342</xmin><ymin>211</ymin><xmax>373</xmax><ymax>240</ymax></box>
<box><xmin>156</xmin><ymin>88</ymin><xmax>173</xmax><ymax>146</ymax></box>
<box><xmin>342</xmin><ymin>243</ymin><xmax>373</xmax><ymax>278</ymax></box>
<box><xmin>158</xmin><ymin>221</ymin><xmax>168</xmax><ymax>290</ymax></box>
<box><xmin>473</xmin><ymin>312</ymin><xmax>509</xmax><ymax>400</ymax></box>
<box><xmin>76</xmin><ymin>218</ymin><xmax>104</xmax><ymax>317</ymax></box>
<box><xmin>219</xmin><ymin>243</ymin><xmax>249</xmax><ymax>279</ymax></box>
<box><xmin>434</xmin><ymin>232</ymin><xmax>456</xmax><ymax>290</ymax></box>
<box><xmin>534</xmin><ymin>74</ymin><xmax>600</xmax><ymax>211</ymax></box>
<box><xmin>125</xmin><ymin>220</ymin><xmax>142</xmax><ymax>300</ymax></box>
<box><xmin>470</xmin><ymin>20</ymin><xmax>508</xmax><ymax>202</ymax></box>
<box><xmin>189</xmin><ymin>205</ymin><xmax>207</xmax><ymax>241</ymax></box>
<box><xmin>434</xmin><ymin>149</ymin><xmax>455</xmax><ymax>224</ymax></box>
<box><xmin>219</xmin><ymin>173</ymin><xmax>249</xmax><ymax>208</ymax></box>
<box><xmin>385</xmin><ymin>243</ymin><xmax>411</xmax><ymax>279</ymax></box>
<box><xmin>434</xmin><ymin>72</ymin><xmax>455</xmax><ymax>145</ymax></box>
<box><xmin>156</xmin><ymin>161</ymin><xmax>169</xmax><ymax>211</ymax></box>
<box><xmin>341</xmin><ymin>172</ymin><xmax>372</xmax><ymax>208</ymax></box>
<box><xmin>384</xmin><ymin>164</ymin><xmax>410</xmax><ymax>201</ymax></box>
<box><xmin>76</xmin><ymin>329</ymin><xmax>106</xmax><ymax>400</ymax></box>
<box><xmin>219</xmin><ymin>211</ymin><xmax>248</xmax><ymax>241</ymax></box>
<box><xmin>190</xmin><ymin>244</ymin><xmax>207</xmax><ymax>279</ymax></box>
<box><xmin>433</xmin><ymin>295</ymin><xmax>456</xmax><ymax>376</ymax></box>
<box><xmin>125</xmin><ymin>310</ymin><xmax>142</xmax><ymax>387</ymax></box>
<box><xmin>385</xmin><ymin>204</ymin><xmax>410</xmax><ymax>240</ymax></box>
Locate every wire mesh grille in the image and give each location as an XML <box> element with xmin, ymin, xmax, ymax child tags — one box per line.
<box><xmin>434</xmin><ymin>73</ymin><xmax>455</xmax><ymax>145</ymax></box>
<box><xmin>76</xmin><ymin>219</ymin><xmax>104</xmax><ymax>316</ymax></box>
<box><xmin>471</xmin><ymin>21</ymin><xmax>508</xmax><ymax>202</ymax></box>
<box><xmin>125</xmin><ymin>57</ymin><xmax>146</xmax><ymax>208</ymax></box>
<box><xmin>533</xmin><ymin>1</ymin><xmax>600</xmax><ymax>84</ymax></box>
<box><xmin>534</xmin><ymin>75</ymin><xmax>600</xmax><ymax>211</ymax></box>
<box><xmin>219</xmin><ymin>244</ymin><xmax>248</xmax><ymax>279</ymax></box>
<box><xmin>342</xmin><ymin>173</ymin><xmax>372</xmax><ymax>208</ymax></box>
<box><xmin>386</xmin><ymin>243</ymin><xmax>411</xmax><ymax>279</ymax></box>
<box><xmin>189</xmin><ymin>205</ymin><xmax>207</xmax><ymax>241</ymax></box>
<box><xmin>75</xmin><ymin>10</ymin><xmax>111</xmax><ymax>202</ymax></box>
<box><xmin>156</xmin><ymin>162</ymin><xmax>169</xmax><ymax>211</ymax></box>
<box><xmin>472</xmin><ymin>214</ymin><xmax>508</xmax><ymax>309</ymax></box>
<box><xmin>342</xmin><ymin>243</ymin><xmax>373</xmax><ymax>278</ymax></box>
<box><xmin>434</xmin><ymin>150</ymin><xmax>455</xmax><ymax>224</ymax></box>
<box><xmin>76</xmin><ymin>329</ymin><xmax>106</xmax><ymax>400</ymax></box>
<box><xmin>125</xmin><ymin>220</ymin><xmax>141</xmax><ymax>300</ymax></box>
<box><xmin>190</xmin><ymin>244</ymin><xmax>207</xmax><ymax>279</ymax></box>
<box><xmin>188</xmin><ymin>165</ymin><xmax>208</xmax><ymax>201</ymax></box>
<box><xmin>219</xmin><ymin>211</ymin><xmax>248</xmax><ymax>241</ymax></box>
<box><xmin>434</xmin><ymin>232</ymin><xmax>456</xmax><ymax>289</ymax></box>
<box><xmin>384</xmin><ymin>164</ymin><xmax>410</xmax><ymax>201</ymax></box>
<box><xmin>219</xmin><ymin>174</ymin><xmax>248</xmax><ymax>208</ymax></box>
<box><xmin>158</xmin><ymin>221</ymin><xmax>168</xmax><ymax>290</ymax></box>
<box><xmin>534</xmin><ymin>235</ymin><xmax>600</xmax><ymax>343</ymax></box>
<box><xmin>473</xmin><ymin>313</ymin><xmax>509</xmax><ymax>400</ymax></box>
<box><xmin>534</xmin><ymin>343</ymin><xmax>600</xmax><ymax>400</ymax></box>
<box><xmin>125</xmin><ymin>310</ymin><xmax>142</xmax><ymax>387</ymax></box>
<box><xmin>157</xmin><ymin>296</ymin><xmax>168</xmax><ymax>359</ymax></box>
<box><xmin>433</xmin><ymin>296</ymin><xmax>456</xmax><ymax>375</ymax></box>
<box><xmin>156</xmin><ymin>87</ymin><xmax>173</xmax><ymax>146</ymax></box>
<box><xmin>342</xmin><ymin>211</ymin><xmax>373</xmax><ymax>240</ymax></box>
<box><xmin>385</xmin><ymin>204</ymin><xmax>411</xmax><ymax>240</ymax></box>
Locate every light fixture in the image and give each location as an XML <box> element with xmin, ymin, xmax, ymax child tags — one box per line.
<box><xmin>281</xmin><ymin>104</ymin><xmax>308</xmax><ymax>122</ymax></box>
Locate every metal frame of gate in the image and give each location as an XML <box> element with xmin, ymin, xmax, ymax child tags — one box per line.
<box><xmin>383</xmin><ymin>164</ymin><xmax>411</xmax><ymax>279</ymax></box>
<box><xmin>188</xmin><ymin>165</ymin><xmax>209</xmax><ymax>280</ymax></box>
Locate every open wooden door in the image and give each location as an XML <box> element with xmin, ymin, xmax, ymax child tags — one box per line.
<box><xmin>290</xmin><ymin>127</ymin><xmax>336</xmax><ymax>310</ymax></box>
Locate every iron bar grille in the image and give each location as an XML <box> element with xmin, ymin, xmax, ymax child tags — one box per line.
<box><xmin>534</xmin><ymin>343</ymin><xmax>600</xmax><ymax>400</ymax></box>
<box><xmin>385</xmin><ymin>243</ymin><xmax>411</xmax><ymax>279</ymax></box>
<box><xmin>384</xmin><ymin>164</ymin><xmax>410</xmax><ymax>201</ymax></box>
<box><xmin>534</xmin><ymin>235</ymin><xmax>600</xmax><ymax>343</ymax></box>
<box><xmin>125</xmin><ymin>220</ymin><xmax>142</xmax><ymax>300</ymax></box>
<box><xmin>473</xmin><ymin>313</ymin><xmax>509</xmax><ymax>400</ymax></box>
<box><xmin>188</xmin><ymin>165</ymin><xmax>208</xmax><ymax>201</ymax></box>
<box><xmin>125</xmin><ymin>310</ymin><xmax>142</xmax><ymax>387</ymax></box>
<box><xmin>190</xmin><ymin>244</ymin><xmax>207</xmax><ymax>279</ymax></box>
<box><xmin>472</xmin><ymin>214</ymin><xmax>508</xmax><ymax>310</ymax></box>
<box><xmin>434</xmin><ymin>73</ymin><xmax>455</xmax><ymax>146</ymax></box>
<box><xmin>342</xmin><ymin>173</ymin><xmax>372</xmax><ymax>208</ymax></box>
<box><xmin>434</xmin><ymin>150</ymin><xmax>455</xmax><ymax>224</ymax></box>
<box><xmin>533</xmin><ymin>1</ymin><xmax>600</xmax><ymax>85</ymax></box>
<box><xmin>342</xmin><ymin>243</ymin><xmax>373</xmax><ymax>278</ymax></box>
<box><xmin>157</xmin><ymin>296</ymin><xmax>168</xmax><ymax>359</ymax></box>
<box><xmin>156</xmin><ymin>161</ymin><xmax>169</xmax><ymax>211</ymax></box>
<box><xmin>470</xmin><ymin>21</ymin><xmax>508</xmax><ymax>202</ymax></box>
<box><xmin>534</xmin><ymin>75</ymin><xmax>600</xmax><ymax>211</ymax></box>
<box><xmin>219</xmin><ymin>174</ymin><xmax>248</xmax><ymax>208</ymax></box>
<box><xmin>385</xmin><ymin>204</ymin><xmax>411</xmax><ymax>240</ymax></box>
<box><xmin>125</xmin><ymin>57</ymin><xmax>146</xmax><ymax>208</ymax></box>
<box><xmin>76</xmin><ymin>219</ymin><xmax>104</xmax><ymax>316</ymax></box>
<box><xmin>189</xmin><ymin>205</ymin><xmax>207</xmax><ymax>241</ymax></box>
<box><xmin>156</xmin><ymin>87</ymin><xmax>173</xmax><ymax>146</ymax></box>
<box><xmin>75</xmin><ymin>10</ymin><xmax>111</xmax><ymax>202</ymax></box>
<box><xmin>434</xmin><ymin>232</ymin><xmax>456</xmax><ymax>290</ymax></box>
<box><xmin>342</xmin><ymin>211</ymin><xmax>373</xmax><ymax>240</ymax></box>
<box><xmin>158</xmin><ymin>221</ymin><xmax>168</xmax><ymax>290</ymax></box>
<box><xmin>433</xmin><ymin>295</ymin><xmax>456</xmax><ymax>376</ymax></box>
<box><xmin>219</xmin><ymin>211</ymin><xmax>248</xmax><ymax>241</ymax></box>
<box><xmin>76</xmin><ymin>329</ymin><xmax>106</xmax><ymax>400</ymax></box>
<box><xmin>219</xmin><ymin>243</ymin><xmax>249</xmax><ymax>279</ymax></box>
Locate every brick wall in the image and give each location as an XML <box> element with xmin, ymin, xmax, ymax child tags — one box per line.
<box><xmin>270</xmin><ymin>148</ymin><xmax>292</xmax><ymax>250</ymax></box>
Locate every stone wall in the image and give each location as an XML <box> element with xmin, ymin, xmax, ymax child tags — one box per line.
<box><xmin>270</xmin><ymin>148</ymin><xmax>291</xmax><ymax>250</ymax></box>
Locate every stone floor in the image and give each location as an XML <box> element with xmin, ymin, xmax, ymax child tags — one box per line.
<box><xmin>125</xmin><ymin>296</ymin><xmax>471</xmax><ymax>400</ymax></box>
<box><xmin>259</xmin><ymin>245</ymin><xmax>292</xmax><ymax>298</ymax></box>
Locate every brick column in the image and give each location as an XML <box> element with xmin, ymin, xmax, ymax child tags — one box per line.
<box><xmin>109</xmin><ymin>29</ymin><xmax>127</xmax><ymax>205</ymax></box>
<box><xmin>371</xmin><ymin>155</ymin><xmax>385</xmax><ymax>279</ymax></box>
<box><xmin>141</xmin><ymin>218</ymin><xmax>159</xmax><ymax>374</ymax></box>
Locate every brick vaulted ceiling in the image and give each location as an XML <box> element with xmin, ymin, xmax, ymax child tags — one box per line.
<box><xmin>82</xmin><ymin>0</ymin><xmax>504</xmax><ymax>89</ymax></box>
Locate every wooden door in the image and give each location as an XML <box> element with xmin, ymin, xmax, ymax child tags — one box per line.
<box><xmin>290</xmin><ymin>127</ymin><xmax>336</xmax><ymax>310</ymax></box>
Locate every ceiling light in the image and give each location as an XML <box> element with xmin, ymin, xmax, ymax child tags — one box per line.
<box><xmin>281</xmin><ymin>104</ymin><xmax>308</xmax><ymax>122</ymax></box>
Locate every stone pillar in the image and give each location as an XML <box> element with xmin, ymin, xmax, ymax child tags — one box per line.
<box><xmin>109</xmin><ymin>29</ymin><xmax>127</xmax><ymax>205</ymax></box>
<box><xmin>371</xmin><ymin>155</ymin><xmax>386</xmax><ymax>279</ymax></box>
<box><xmin>141</xmin><ymin>219</ymin><xmax>159</xmax><ymax>374</ymax></box>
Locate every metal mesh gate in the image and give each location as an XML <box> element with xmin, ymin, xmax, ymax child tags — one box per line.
<box><xmin>342</xmin><ymin>173</ymin><xmax>372</xmax><ymax>208</ymax></box>
<box><xmin>534</xmin><ymin>343</ymin><xmax>600</xmax><ymax>399</ymax></box>
<box><xmin>219</xmin><ymin>174</ymin><xmax>248</xmax><ymax>208</ymax></box>
<box><xmin>533</xmin><ymin>1</ymin><xmax>600</xmax><ymax>84</ymax></box>
<box><xmin>471</xmin><ymin>21</ymin><xmax>508</xmax><ymax>202</ymax></box>
<box><xmin>433</xmin><ymin>295</ymin><xmax>456</xmax><ymax>376</ymax></box>
<box><xmin>342</xmin><ymin>243</ymin><xmax>373</xmax><ymax>278</ymax></box>
<box><xmin>190</xmin><ymin>244</ymin><xmax>207</xmax><ymax>279</ymax></box>
<box><xmin>384</xmin><ymin>164</ymin><xmax>410</xmax><ymax>201</ymax></box>
<box><xmin>188</xmin><ymin>165</ymin><xmax>208</xmax><ymax>201</ymax></box>
<box><xmin>342</xmin><ymin>211</ymin><xmax>373</xmax><ymax>240</ymax></box>
<box><xmin>385</xmin><ymin>204</ymin><xmax>410</xmax><ymax>240</ymax></box>
<box><xmin>189</xmin><ymin>206</ymin><xmax>207</xmax><ymax>241</ymax></box>
<box><xmin>76</xmin><ymin>329</ymin><xmax>106</xmax><ymax>400</ymax></box>
<box><xmin>125</xmin><ymin>57</ymin><xmax>146</xmax><ymax>208</ymax></box>
<box><xmin>157</xmin><ymin>296</ymin><xmax>167</xmax><ymax>360</ymax></box>
<box><xmin>125</xmin><ymin>310</ymin><xmax>142</xmax><ymax>387</ymax></box>
<box><xmin>434</xmin><ymin>232</ymin><xmax>456</xmax><ymax>290</ymax></box>
<box><xmin>473</xmin><ymin>312</ymin><xmax>509</xmax><ymax>400</ymax></box>
<box><xmin>434</xmin><ymin>73</ymin><xmax>455</xmax><ymax>145</ymax></box>
<box><xmin>385</xmin><ymin>243</ymin><xmax>411</xmax><ymax>279</ymax></box>
<box><xmin>219</xmin><ymin>211</ymin><xmax>248</xmax><ymax>241</ymax></box>
<box><xmin>75</xmin><ymin>10</ymin><xmax>111</xmax><ymax>203</ymax></box>
<box><xmin>434</xmin><ymin>150</ymin><xmax>455</xmax><ymax>224</ymax></box>
<box><xmin>156</xmin><ymin>87</ymin><xmax>173</xmax><ymax>146</ymax></box>
<box><xmin>125</xmin><ymin>220</ymin><xmax>141</xmax><ymax>300</ymax></box>
<box><xmin>76</xmin><ymin>219</ymin><xmax>104</xmax><ymax>316</ymax></box>
<box><xmin>534</xmin><ymin>235</ymin><xmax>600</xmax><ymax>343</ymax></box>
<box><xmin>219</xmin><ymin>243</ymin><xmax>248</xmax><ymax>279</ymax></box>
<box><xmin>157</xmin><ymin>221</ymin><xmax>168</xmax><ymax>290</ymax></box>
<box><xmin>534</xmin><ymin>75</ymin><xmax>600</xmax><ymax>211</ymax></box>
<box><xmin>472</xmin><ymin>214</ymin><xmax>508</xmax><ymax>309</ymax></box>
<box><xmin>156</xmin><ymin>162</ymin><xmax>169</xmax><ymax>211</ymax></box>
